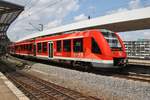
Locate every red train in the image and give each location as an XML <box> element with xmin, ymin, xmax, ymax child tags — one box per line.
<box><xmin>9</xmin><ymin>29</ymin><xmax>127</xmax><ymax>68</ymax></box>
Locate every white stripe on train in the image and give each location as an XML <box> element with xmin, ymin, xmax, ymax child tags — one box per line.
<box><xmin>15</xmin><ymin>53</ymin><xmax>113</xmax><ymax>64</ymax></box>
<box><xmin>14</xmin><ymin>53</ymin><xmax>115</xmax><ymax>68</ymax></box>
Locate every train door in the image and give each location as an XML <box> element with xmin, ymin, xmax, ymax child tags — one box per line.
<box><xmin>48</xmin><ymin>41</ymin><xmax>53</xmax><ymax>58</ymax></box>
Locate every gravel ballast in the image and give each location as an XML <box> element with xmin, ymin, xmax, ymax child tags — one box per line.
<box><xmin>5</xmin><ymin>57</ymin><xmax>150</xmax><ymax>100</ymax></box>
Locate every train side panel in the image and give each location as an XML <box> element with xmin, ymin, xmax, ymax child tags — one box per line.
<box><xmin>9</xmin><ymin>29</ymin><xmax>127</xmax><ymax>68</ymax></box>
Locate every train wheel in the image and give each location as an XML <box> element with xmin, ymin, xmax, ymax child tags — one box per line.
<box><xmin>83</xmin><ymin>62</ymin><xmax>92</xmax><ymax>72</ymax></box>
<box><xmin>115</xmin><ymin>67</ymin><xmax>125</xmax><ymax>74</ymax></box>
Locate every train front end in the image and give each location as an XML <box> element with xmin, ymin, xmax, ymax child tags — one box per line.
<box><xmin>101</xmin><ymin>29</ymin><xmax>127</xmax><ymax>68</ymax></box>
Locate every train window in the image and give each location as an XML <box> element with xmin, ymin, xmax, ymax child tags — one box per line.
<box><xmin>26</xmin><ymin>45</ymin><xmax>28</xmax><ymax>50</ymax></box>
<box><xmin>73</xmin><ymin>38</ymin><xmax>83</xmax><ymax>52</ymax></box>
<box><xmin>23</xmin><ymin>45</ymin><xmax>25</xmax><ymax>50</ymax></box>
<box><xmin>56</xmin><ymin>40</ymin><xmax>61</xmax><ymax>52</ymax></box>
<box><xmin>25</xmin><ymin>44</ymin><xmax>28</xmax><ymax>50</ymax></box>
<box><xmin>19</xmin><ymin>45</ymin><xmax>21</xmax><ymax>50</ymax></box>
<box><xmin>16</xmin><ymin>46</ymin><xmax>18</xmax><ymax>50</ymax></box>
<box><xmin>63</xmin><ymin>40</ymin><xmax>71</xmax><ymax>52</ymax></box>
<box><xmin>24</xmin><ymin>45</ymin><xmax>26</xmax><ymax>50</ymax></box>
<box><xmin>20</xmin><ymin>45</ymin><xmax>22</xmax><ymax>50</ymax></box>
<box><xmin>42</xmin><ymin>42</ymin><xmax>47</xmax><ymax>52</ymax></box>
<box><xmin>37</xmin><ymin>43</ymin><xmax>42</xmax><ymax>53</ymax></box>
<box><xmin>15</xmin><ymin>46</ymin><xmax>17</xmax><ymax>50</ymax></box>
<box><xmin>28</xmin><ymin>44</ymin><xmax>32</xmax><ymax>51</ymax></box>
<box><xmin>26</xmin><ymin>44</ymin><xmax>29</xmax><ymax>50</ymax></box>
<box><xmin>21</xmin><ymin>45</ymin><xmax>24</xmax><ymax>50</ymax></box>
<box><xmin>18</xmin><ymin>46</ymin><xmax>20</xmax><ymax>50</ymax></box>
<box><xmin>92</xmin><ymin>38</ymin><xmax>101</xmax><ymax>54</ymax></box>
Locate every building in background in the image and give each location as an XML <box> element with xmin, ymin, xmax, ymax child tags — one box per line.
<box><xmin>124</xmin><ymin>39</ymin><xmax>150</xmax><ymax>59</ymax></box>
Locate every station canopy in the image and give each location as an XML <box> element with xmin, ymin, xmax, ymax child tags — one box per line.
<box><xmin>0</xmin><ymin>0</ymin><xmax>24</xmax><ymax>42</ymax></box>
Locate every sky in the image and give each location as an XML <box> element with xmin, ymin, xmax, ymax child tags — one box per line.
<box><xmin>3</xmin><ymin>0</ymin><xmax>150</xmax><ymax>41</ymax></box>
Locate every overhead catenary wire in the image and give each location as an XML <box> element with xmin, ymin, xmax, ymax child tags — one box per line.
<box><xmin>14</xmin><ymin>0</ymin><xmax>40</xmax><ymax>20</ymax></box>
<box><xmin>24</xmin><ymin>0</ymin><xmax>32</xmax><ymax>7</ymax></box>
<box><xmin>24</xmin><ymin>0</ymin><xmax>62</xmax><ymax>32</ymax></box>
<box><xmin>25</xmin><ymin>0</ymin><xmax>40</xmax><ymax>11</ymax></box>
<box><xmin>14</xmin><ymin>0</ymin><xmax>62</xmax><ymax>23</ymax></box>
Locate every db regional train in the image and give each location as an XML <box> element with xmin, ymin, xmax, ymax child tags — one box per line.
<box><xmin>9</xmin><ymin>29</ymin><xmax>127</xmax><ymax>69</ymax></box>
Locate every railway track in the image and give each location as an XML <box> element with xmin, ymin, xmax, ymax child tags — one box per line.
<box><xmin>6</xmin><ymin>71</ymin><xmax>98</xmax><ymax>100</ymax></box>
<box><xmin>113</xmin><ymin>72</ymin><xmax>150</xmax><ymax>83</ymax></box>
<box><xmin>92</xmin><ymin>70</ymin><xmax>150</xmax><ymax>83</ymax></box>
<box><xmin>0</xmin><ymin>59</ymin><xmax>99</xmax><ymax>100</ymax></box>
<box><xmin>1</xmin><ymin>56</ymin><xmax>150</xmax><ymax>100</ymax></box>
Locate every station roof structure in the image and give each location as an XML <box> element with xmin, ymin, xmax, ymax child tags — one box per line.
<box><xmin>0</xmin><ymin>0</ymin><xmax>24</xmax><ymax>42</ymax></box>
<box><xmin>17</xmin><ymin>6</ymin><xmax>150</xmax><ymax>42</ymax></box>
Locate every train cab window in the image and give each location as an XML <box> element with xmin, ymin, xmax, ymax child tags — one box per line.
<box><xmin>92</xmin><ymin>38</ymin><xmax>101</xmax><ymax>54</ymax></box>
<box><xmin>42</xmin><ymin>42</ymin><xmax>47</xmax><ymax>52</ymax></box>
<box><xmin>101</xmin><ymin>30</ymin><xmax>122</xmax><ymax>50</ymax></box>
<box><xmin>73</xmin><ymin>38</ymin><xmax>83</xmax><ymax>52</ymax></box>
<box><xmin>56</xmin><ymin>40</ymin><xmax>61</xmax><ymax>52</ymax></box>
<box><xmin>37</xmin><ymin>43</ymin><xmax>42</xmax><ymax>53</ymax></box>
<box><xmin>63</xmin><ymin>40</ymin><xmax>71</xmax><ymax>52</ymax></box>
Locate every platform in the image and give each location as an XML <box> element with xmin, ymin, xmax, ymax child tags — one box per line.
<box><xmin>0</xmin><ymin>78</ymin><xmax>17</xmax><ymax>100</ymax></box>
<box><xmin>0</xmin><ymin>72</ymin><xmax>29</xmax><ymax>100</ymax></box>
<box><xmin>128</xmin><ymin>59</ymin><xmax>150</xmax><ymax>66</ymax></box>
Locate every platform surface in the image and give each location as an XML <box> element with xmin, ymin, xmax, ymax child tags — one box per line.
<box><xmin>0</xmin><ymin>78</ymin><xmax>18</xmax><ymax>100</ymax></box>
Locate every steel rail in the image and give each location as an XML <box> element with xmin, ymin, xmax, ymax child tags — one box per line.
<box><xmin>19</xmin><ymin>71</ymin><xmax>96</xmax><ymax>99</ymax></box>
<box><xmin>7</xmin><ymin>71</ymin><xmax>98</xmax><ymax>100</ymax></box>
